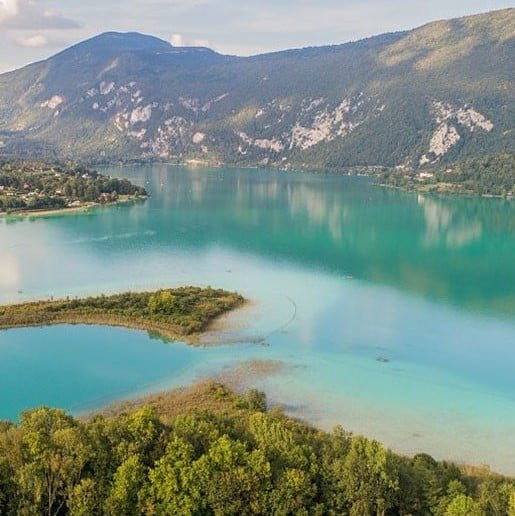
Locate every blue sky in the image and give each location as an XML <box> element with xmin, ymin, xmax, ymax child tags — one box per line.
<box><xmin>0</xmin><ymin>0</ymin><xmax>512</xmax><ymax>72</ymax></box>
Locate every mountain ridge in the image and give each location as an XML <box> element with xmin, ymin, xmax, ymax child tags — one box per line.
<box><xmin>0</xmin><ymin>8</ymin><xmax>513</xmax><ymax>169</ymax></box>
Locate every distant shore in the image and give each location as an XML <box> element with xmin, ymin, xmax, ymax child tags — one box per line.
<box><xmin>375</xmin><ymin>153</ymin><xmax>515</xmax><ymax>199</ymax></box>
<box><xmin>377</xmin><ymin>182</ymin><xmax>512</xmax><ymax>199</ymax></box>
<box><xmin>0</xmin><ymin>195</ymin><xmax>146</xmax><ymax>219</ymax></box>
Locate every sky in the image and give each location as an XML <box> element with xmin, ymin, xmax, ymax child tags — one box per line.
<box><xmin>0</xmin><ymin>0</ymin><xmax>513</xmax><ymax>72</ymax></box>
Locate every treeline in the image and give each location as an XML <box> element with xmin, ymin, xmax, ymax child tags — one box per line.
<box><xmin>0</xmin><ymin>382</ymin><xmax>513</xmax><ymax>515</ymax></box>
<box><xmin>0</xmin><ymin>161</ymin><xmax>147</xmax><ymax>212</ymax></box>
<box><xmin>0</xmin><ymin>287</ymin><xmax>244</xmax><ymax>336</ymax></box>
<box><xmin>435</xmin><ymin>154</ymin><xmax>515</xmax><ymax>196</ymax></box>
<box><xmin>378</xmin><ymin>153</ymin><xmax>515</xmax><ymax>197</ymax></box>
<box><xmin>0</xmin><ymin>194</ymin><xmax>66</xmax><ymax>212</ymax></box>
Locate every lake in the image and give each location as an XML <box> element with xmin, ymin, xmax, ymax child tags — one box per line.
<box><xmin>1</xmin><ymin>164</ymin><xmax>514</xmax><ymax>473</ymax></box>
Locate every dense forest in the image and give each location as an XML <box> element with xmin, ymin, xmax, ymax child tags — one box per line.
<box><xmin>0</xmin><ymin>161</ymin><xmax>147</xmax><ymax>213</ymax></box>
<box><xmin>0</xmin><ymin>382</ymin><xmax>513</xmax><ymax>515</ymax></box>
<box><xmin>377</xmin><ymin>153</ymin><xmax>515</xmax><ymax>197</ymax></box>
<box><xmin>0</xmin><ymin>287</ymin><xmax>244</xmax><ymax>338</ymax></box>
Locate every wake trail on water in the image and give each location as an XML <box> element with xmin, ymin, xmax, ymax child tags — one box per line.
<box><xmin>201</xmin><ymin>295</ymin><xmax>298</xmax><ymax>347</ymax></box>
<box><xmin>1</xmin><ymin>230</ymin><xmax>157</xmax><ymax>249</ymax></box>
<box><xmin>66</xmin><ymin>230</ymin><xmax>157</xmax><ymax>245</ymax></box>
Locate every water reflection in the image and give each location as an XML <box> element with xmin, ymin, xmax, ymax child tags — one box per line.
<box><xmin>132</xmin><ymin>166</ymin><xmax>514</xmax><ymax>316</ymax></box>
<box><xmin>1</xmin><ymin>165</ymin><xmax>514</xmax><ymax>316</ymax></box>
<box><xmin>0</xmin><ymin>251</ymin><xmax>20</xmax><ymax>291</ymax></box>
<box><xmin>418</xmin><ymin>194</ymin><xmax>483</xmax><ymax>249</ymax></box>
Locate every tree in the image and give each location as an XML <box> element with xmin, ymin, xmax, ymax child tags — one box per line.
<box><xmin>245</xmin><ymin>389</ymin><xmax>267</xmax><ymax>412</ymax></box>
<box><xmin>147</xmin><ymin>437</ymin><xmax>204</xmax><ymax>515</ymax></box>
<box><xmin>148</xmin><ymin>291</ymin><xmax>176</xmax><ymax>315</ymax></box>
<box><xmin>477</xmin><ymin>478</ymin><xmax>515</xmax><ymax>516</ymax></box>
<box><xmin>340</xmin><ymin>436</ymin><xmax>399</xmax><ymax>516</ymax></box>
<box><xmin>194</xmin><ymin>435</ymin><xmax>271</xmax><ymax>515</ymax></box>
<box><xmin>67</xmin><ymin>478</ymin><xmax>97</xmax><ymax>516</ymax></box>
<box><xmin>410</xmin><ymin>454</ymin><xmax>463</xmax><ymax>514</ymax></box>
<box><xmin>269</xmin><ymin>468</ymin><xmax>319</xmax><ymax>515</ymax></box>
<box><xmin>16</xmin><ymin>408</ymin><xmax>91</xmax><ymax>515</ymax></box>
<box><xmin>508</xmin><ymin>486</ymin><xmax>515</xmax><ymax>516</ymax></box>
<box><xmin>105</xmin><ymin>455</ymin><xmax>147</xmax><ymax>515</ymax></box>
<box><xmin>0</xmin><ymin>422</ymin><xmax>22</xmax><ymax>515</ymax></box>
<box><xmin>170</xmin><ymin>414</ymin><xmax>221</xmax><ymax>457</ymax></box>
<box><xmin>248</xmin><ymin>412</ymin><xmax>312</xmax><ymax>471</ymax></box>
<box><xmin>445</xmin><ymin>494</ymin><xmax>484</xmax><ymax>516</ymax></box>
<box><xmin>115</xmin><ymin>407</ymin><xmax>164</xmax><ymax>464</ymax></box>
<box><xmin>0</xmin><ymin>453</ymin><xmax>16</xmax><ymax>514</ymax></box>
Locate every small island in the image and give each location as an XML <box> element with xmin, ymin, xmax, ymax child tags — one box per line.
<box><xmin>0</xmin><ymin>287</ymin><xmax>245</xmax><ymax>343</ymax></box>
<box><xmin>377</xmin><ymin>153</ymin><xmax>514</xmax><ymax>198</ymax></box>
<box><xmin>0</xmin><ymin>160</ymin><xmax>147</xmax><ymax>216</ymax></box>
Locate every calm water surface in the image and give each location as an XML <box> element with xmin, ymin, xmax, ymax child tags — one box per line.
<box><xmin>1</xmin><ymin>165</ymin><xmax>514</xmax><ymax>473</ymax></box>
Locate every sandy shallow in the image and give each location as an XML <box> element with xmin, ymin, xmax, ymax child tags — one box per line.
<box><xmin>90</xmin><ymin>355</ymin><xmax>515</xmax><ymax>476</ymax></box>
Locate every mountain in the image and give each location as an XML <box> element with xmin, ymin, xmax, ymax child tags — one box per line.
<box><xmin>0</xmin><ymin>9</ymin><xmax>513</xmax><ymax>169</ymax></box>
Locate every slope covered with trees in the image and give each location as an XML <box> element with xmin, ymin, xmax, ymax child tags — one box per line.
<box><xmin>0</xmin><ymin>382</ymin><xmax>513</xmax><ymax>515</ymax></box>
<box><xmin>378</xmin><ymin>153</ymin><xmax>515</xmax><ymax>197</ymax></box>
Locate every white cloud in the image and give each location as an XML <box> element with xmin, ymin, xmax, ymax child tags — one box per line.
<box><xmin>169</xmin><ymin>33</ymin><xmax>184</xmax><ymax>46</ymax></box>
<box><xmin>15</xmin><ymin>33</ymin><xmax>48</xmax><ymax>47</ymax></box>
<box><xmin>192</xmin><ymin>37</ymin><xmax>209</xmax><ymax>47</ymax></box>
<box><xmin>0</xmin><ymin>0</ymin><xmax>18</xmax><ymax>20</ymax></box>
<box><xmin>0</xmin><ymin>0</ymin><xmax>513</xmax><ymax>73</ymax></box>
<box><xmin>170</xmin><ymin>32</ymin><xmax>209</xmax><ymax>47</ymax></box>
<box><xmin>0</xmin><ymin>0</ymin><xmax>79</xmax><ymax>30</ymax></box>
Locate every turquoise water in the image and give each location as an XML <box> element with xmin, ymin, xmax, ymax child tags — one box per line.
<box><xmin>1</xmin><ymin>165</ymin><xmax>514</xmax><ymax>473</ymax></box>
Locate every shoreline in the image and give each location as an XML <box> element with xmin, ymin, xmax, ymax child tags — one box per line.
<box><xmin>93</xmin><ymin>359</ymin><xmax>287</xmax><ymax>419</ymax></box>
<box><xmin>0</xmin><ymin>195</ymin><xmax>147</xmax><ymax>219</ymax></box>
<box><xmin>89</xmin><ymin>365</ymin><xmax>511</xmax><ymax>479</ymax></box>
<box><xmin>102</xmin><ymin>160</ymin><xmax>512</xmax><ymax>201</ymax></box>
<box><xmin>96</xmin><ymin>159</ymin><xmax>384</xmax><ymax>178</ymax></box>
<box><xmin>376</xmin><ymin>182</ymin><xmax>513</xmax><ymax>200</ymax></box>
<box><xmin>0</xmin><ymin>302</ymin><xmax>249</xmax><ymax>345</ymax></box>
<box><xmin>199</xmin><ymin>298</ymin><xmax>259</xmax><ymax>343</ymax></box>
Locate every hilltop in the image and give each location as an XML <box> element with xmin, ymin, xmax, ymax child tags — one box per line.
<box><xmin>0</xmin><ymin>9</ymin><xmax>513</xmax><ymax>170</ymax></box>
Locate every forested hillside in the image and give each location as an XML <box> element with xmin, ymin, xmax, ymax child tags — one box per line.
<box><xmin>0</xmin><ymin>9</ymin><xmax>513</xmax><ymax>170</ymax></box>
<box><xmin>0</xmin><ymin>382</ymin><xmax>514</xmax><ymax>515</ymax></box>
<box><xmin>378</xmin><ymin>153</ymin><xmax>515</xmax><ymax>196</ymax></box>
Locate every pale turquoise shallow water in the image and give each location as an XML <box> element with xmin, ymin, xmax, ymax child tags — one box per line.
<box><xmin>1</xmin><ymin>165</ymin><xmax>514</xmax><ymax>473</ymax></box>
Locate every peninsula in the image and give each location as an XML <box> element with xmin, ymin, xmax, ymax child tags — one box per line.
<box><xmin>0</xmin><ymin>160</ymin><xmax>147</xmax><ymax>215</ymax></box>
<box><xmin>0</xmin><ymin>287</ymin><xmax>244</xmax><ymax>343</ymax></box>
<box><xmin>0</xmin><ymin>380</ymin><xmax>513</xmax><ymax>515</ymax></box>
<box><xmin>377</xmin><ymin>153</ymin><xmax>515</xmax><ymax>198</ymax></box>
